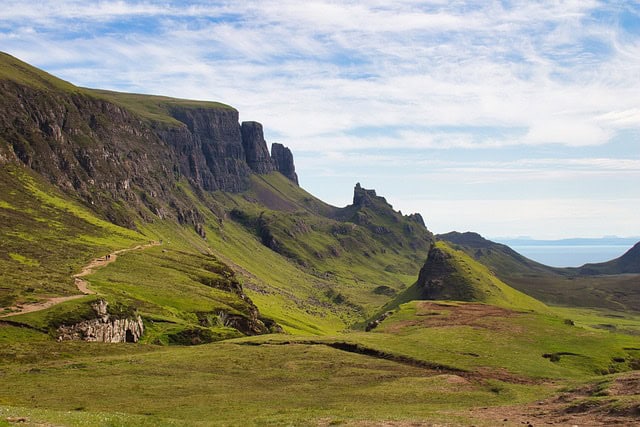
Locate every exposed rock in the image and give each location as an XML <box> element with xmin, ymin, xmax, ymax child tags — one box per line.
<box><xmin>406</xmin><ymin>213</ymin><xmax>425</xmax><ymax>227</ymax></box>
<box><xmin>271</xmin><ymin>142</ymin><xmax>299</xmax><ymax>185</ymax></box>
<box><xmin>57</xmin><ymin>300</ymin><xmax>144</xmax><ymax>343</ymax></box>
<box><xmin>241</xmin><ymin>121</ymin><xmax>275</xmax><ymax>174</ymax></box>
<box><xmin>365</xmin><ymin>310</ymin><xmax>394</xmax><ymax>331</ymax></box>
<box><xmin>353</xmin><ymin>182</ymin><xmax>381</xmax><ymax>207</ymax></box>
<box><xmin>161</xmin><ymin>107</ymin><xmax>252</xmax><ymax>192</ymax></box>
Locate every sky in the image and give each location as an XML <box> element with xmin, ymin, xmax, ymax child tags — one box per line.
<box><xmin>1</xmin><ymin>0</ymin><xmax>639</xmax><ymax>239</ymax></box>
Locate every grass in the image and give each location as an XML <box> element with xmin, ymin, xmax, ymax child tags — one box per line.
<box><xmin>3</xmin><ymin>51</ymin><xmax>640</xmax><ymax>425</ymax></box>
<box><xmin>0</xmin><ymin>165</ymin><xmax>145</xmax><ymax>309</ymax></box>
<box><xmin>90</xmin><ymin>89</ymin><xmax>236</xmax><ymax>126</ymax></box>
<box><xmin>0</xmin><ymin>52</ymin><xmax>80</xmax><ymax>93</ymax></box>
<box><xmin>0</xmin><ymin>335</ymin><xmax>552</xmax><ymax>426</ymax></box>
<box><xmin>3</xmin><ymin>297</ymin><xmax>639</xmax><ymax>425</ymax></box>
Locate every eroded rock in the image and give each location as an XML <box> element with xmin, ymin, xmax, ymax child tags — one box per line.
<box><xmin>57</xmin><ymin>300</ymin><xmax>144</xmax><ymax>343</ymax></box>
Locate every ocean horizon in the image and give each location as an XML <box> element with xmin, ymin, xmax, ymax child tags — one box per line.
<box><xmin>504</xmin><ymin>244</ymin><xmax>632</xmax><ymax>268</ymax></box>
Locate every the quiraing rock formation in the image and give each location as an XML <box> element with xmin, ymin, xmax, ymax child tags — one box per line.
<box><xmin>271</xmin><ymin>142</ymin><xmax>299</xmax><ymax>185</ymax></box>
<box><xmin>415</xmin><ymin>246</ymin><xmax>476</xmax><ymax>302</ymax></box>
<box><xmin>57</xmin><ymin>300</ymin><xmax>144</xmax><ymax>343</ymax></box>
<box><xmin>0</xmin><ymin>54</ymin><xmax>299</xmax><ymax>230</ymax></box>
<box><xmin>241</xmin><ymin>121</ymin><xmax>276</xmax><ymax>174</ymax></box>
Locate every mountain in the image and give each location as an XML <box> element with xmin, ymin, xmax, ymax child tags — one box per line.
<box><xmin>437</xmin><ymin>231</ymin><xmax>562</xmax><ymax>277</ymax></box>
<box><xmin>3</xmin><ymin>52</ymin><xmax>640</xmax><ymax>427</ymax></box>
<box><xmin>384</xmin><ymin>241</ymin><xmax>548</xmax><ymax>313</ymax></box>
<box><xmin>0</xmin><ymin>51</ymin><xmax>433</xmax><ymax>341</ymax></box>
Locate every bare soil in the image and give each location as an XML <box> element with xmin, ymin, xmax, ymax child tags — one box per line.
<box><xmin>384</xmin><ymin>302</ymin><xmax>522</xmax><ymax>334</ymax></box>
<box><xmin>470</xmin><ymin>372</ymin><xmax>640</xmax><ymax>426</ymax></box>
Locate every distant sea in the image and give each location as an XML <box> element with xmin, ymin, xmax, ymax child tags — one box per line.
<box><xmin>493</xmin><ymin>238</ymin><xmax>639</xmax><ymax>268</ymax></box>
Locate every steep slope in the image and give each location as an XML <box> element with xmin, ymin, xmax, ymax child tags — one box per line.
<box><xmin>1</xmin><ymin>52</ymin><xmax>434</xmax><ymax>339</ymax></box>
<box><xmin>387</xmin><ymin>241</ymin><xmax>548</xmax><ymax>313</ymax></box>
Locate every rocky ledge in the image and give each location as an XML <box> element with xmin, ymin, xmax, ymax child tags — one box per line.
<box><xmin>57</xmin><ymin>300</ymin><xmax>144</xmax><ymax>343</ymax></box>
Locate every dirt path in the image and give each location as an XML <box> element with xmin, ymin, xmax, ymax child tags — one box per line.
<box><xmin>0</xmin><ymin>241</ymin><xmax>160</xmax><ymax>318</ymax></box>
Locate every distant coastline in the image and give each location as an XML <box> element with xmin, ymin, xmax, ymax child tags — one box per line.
<box><xmin>492</xmin><ymin>237</ymin><xmax>639</xmax><ymax>268</ymax></box>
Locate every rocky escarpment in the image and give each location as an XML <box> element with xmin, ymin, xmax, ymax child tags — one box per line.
<box><xmin>335</xmin><ymin>183</ymin><xmax>433</xmax><ymax>253</ymax></box>
<box><xmin>0</xmin><ymin>56</ymin><xmax>300</xmax><ymax>229</ymax></box>
<box><xmin>0</xmin><ymin>80</ymin><xmax>181</xmax><ymax>228</ymax></box>
<box><xmin>160</xmin><ymin>107</ymin><xmax>252</xmax><ymax>193</ymax></box>
<box><xmin>57</xmin><ymin>300</ymin><xmax>144</xmax><ymax>343</ymax></box>
<box><xmin>271</xmin><ymin>142</ymin><xmax>299</xmax><ymax>185</ymax></box>
<box><xmin>241</xmin><ymin>121</ymin><xmax>276</xmax><ymax>174</ymax></box>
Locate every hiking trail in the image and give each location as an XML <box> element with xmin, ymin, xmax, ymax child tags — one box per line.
<box><xmin>0</xmin><ymin>241</ymin><xmax>160</xmax><ymax>318</ymax></box>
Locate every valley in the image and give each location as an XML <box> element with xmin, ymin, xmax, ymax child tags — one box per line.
<box><xmin>1</xmin><ymin>52</ymin><xmax>639</xmax><ymax>426</ymax></box>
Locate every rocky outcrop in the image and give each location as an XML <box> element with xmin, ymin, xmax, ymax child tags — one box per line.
<box><xmin>353</xmin><ymin>182</ymin><xmax>382</xmax><ymax>207</ymax></box>
<box><xmin>161</xmin><ymin>107</ymin><xmax>252</xmax><ymax>192</ymax></box>
<box><xmin>271</xmin><ymin>143</ymin><xmax>299</xmax><ymax>185</ymax></box>
<box><xmin>241</xmin><ymin>121</ymin><xmax>275</xmax><ymax>174</ymax></box>
<box><xmin>415</xmin><ymin>246</ymin><xmax>476</xmax><ymax>301</ymax></box>
<box><xmin>57</xmin><ymin>300</ymin><xmax>144</xmax><ymax>343</ymax></box>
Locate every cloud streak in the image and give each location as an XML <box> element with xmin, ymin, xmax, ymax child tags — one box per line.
<box><xmin>1</xmin><ymin>0</ymin><xmax>638</xmax><ymax>238</ymax></box>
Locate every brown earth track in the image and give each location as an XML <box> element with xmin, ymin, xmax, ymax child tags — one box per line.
<box><xmin>0</xmin><ymin>241</ymin><xmax>159</xmax><ymax>318</ymax></box>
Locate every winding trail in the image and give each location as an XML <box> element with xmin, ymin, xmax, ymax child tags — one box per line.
<box><xmin>0</xmin><ymin>241</ymin><xmax>160</xmax><ymax>318</ymax></box>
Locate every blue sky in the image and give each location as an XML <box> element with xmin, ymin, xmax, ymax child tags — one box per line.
<box><xmin>1</xmin><ymin>0</ymin><xmax>639</xmax><ymax>238</ymax></box>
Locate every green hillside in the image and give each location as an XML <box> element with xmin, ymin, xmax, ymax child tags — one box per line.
<box><xmin>386</xmin><ymin>241</ymin><xmax>549</xmax><ymax>314</ymax></box>
<box><xmin>438</xmin><ymin>232</ymin><xmax>640</xmax><ymax>313</ymax></box>
<box><xmin>2</xmin><ymin>52</ymin><xmax>640</xmax><ymax>426</ymax></box>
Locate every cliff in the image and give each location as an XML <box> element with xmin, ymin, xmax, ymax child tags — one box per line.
<box><xmin>57</xmin><ymin>300</ymin><xmax>144</xmax><ymax>343</ymax></box>
<box><xmin>0</xmin><ymin>52</ymin><xmax>300</xmax><ymax>230</ymax></box>
<box><xmin>241</xmin><ymin>121</ymin><xmax>276</xmax><ymax>174</ymax></box>
<box><xmin>271</xmin><ymin>142</ymin><xmax>299</xmax><ymax>185</ymax></box>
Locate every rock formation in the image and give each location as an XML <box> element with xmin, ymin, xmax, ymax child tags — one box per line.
<box><xmin>241</xmin><ymin>121</ymin><xmax>276</xmax><ymax>174</ymax></box>
<box><xmin>57</xmin><ymin>300</ymin><xmax>144</xmax><ymax>343</ymax></box>
<box><xmin>161</xmin><ymin>107</ymin><xmax>253</xmax><ymax>193</ymax></box>
<box><xmin>416</xmin><ymin>246</ymin><xmax>475</xmax><ymax>302</ymax></box>
<box><xmin>271</xmin><ymin>143</ymin><xmax>299</xmax><ymax>185</ymax></box>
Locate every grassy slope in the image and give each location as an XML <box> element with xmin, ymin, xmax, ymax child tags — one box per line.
<box><xmin>90</xmin><ymin>89</ymin><xmax>236</xmax><ymax>126</ymax></box>
<box><xmin>439</xmin><ymin>232</ymin><xmax>640</xmax><ymax>313</ymax></box>
<box><xmin>0</xmin><ymin>52</ymin><xmax>79</xmax><ymax>93</ymax></box>
<box><xmin>3</xmin><ymin>51</ymin><xmax>640</xmax><ymax>425</ymax></box>
<box><xmin>1</xmin><ymin>296</ymin><xmax>639</xmax><ymax>425</ymax></box>
<box><xmin>387</xmin><ymin>241</ymin><xmax>549</xmax><ymax>314</ymax></box>
<box><xmin>211</xmin><ymin>173</ymin><xmax>426</xmax><ymax>322</ymax></box>
<box><xmin>0</xmin><ymin>165</ymin><xmax>144</xmax><ymax>309</ymax></box>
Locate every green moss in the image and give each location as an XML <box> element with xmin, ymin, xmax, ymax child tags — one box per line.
<box><xmin>8</xmin><ymin>253</ymin><xmax>40</xmax><ymax>267</ymax></box>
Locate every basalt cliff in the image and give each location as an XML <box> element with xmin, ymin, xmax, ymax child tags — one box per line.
<box><xmin>0</xmin><ymin>51</ymin><xmax>298</xmax><ymax>233</ymax></box>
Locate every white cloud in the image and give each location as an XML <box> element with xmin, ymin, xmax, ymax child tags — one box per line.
<box><xmin>1</xmin><ymin>0</ymin><xmax>639</xmax><ymax>238</ymax></box>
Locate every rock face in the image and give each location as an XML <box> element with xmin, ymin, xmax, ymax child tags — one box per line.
<box><xmin>57</xmin><ymin>300</ymin><xmax>144</xmax><ymax>343</ymax></box>
<box><xmin>160</xmin><ymin>107</ymin><xmax>253</xmax><ymax>193</ymax></box>
<box><xmin>271</xmin><ymin>143</ymin><xmax>299</xmax><ymax>185</ymax></box>
<box><xmin>352</xmin><ymin>182</ymin><xmax>381</xmax><ymax>207</ymax></box>
<box><xmin>241</xmin><ymin>121</ymin><xmax>276</xmax><ymax>174</ymax></box>
<box><xmin>0</xmin><ymin>74</ymin><xmax>300</xmax><ymax>230</ymax></box>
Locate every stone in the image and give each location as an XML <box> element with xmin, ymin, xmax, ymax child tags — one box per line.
<box><xmin>241</xmin><ymin>121</ymin><xmax>275</xmax><ymax>174</ymax></box>
<box><xmin>271</xmin><ymin>143</ymin><xmax>298</xmax><ymax>185</ymax></box>
<box><xmin>57</xmin><ymin>299</ymin><xmax>144</xmax><ymax>343</ymax></box>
